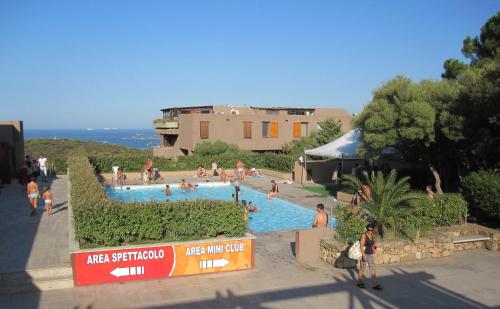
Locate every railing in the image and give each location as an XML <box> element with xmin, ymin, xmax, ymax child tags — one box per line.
<box><xmin>153</xmin><ymin>118</ymin><xmax>179</xmax><ymax>129</ymax></box>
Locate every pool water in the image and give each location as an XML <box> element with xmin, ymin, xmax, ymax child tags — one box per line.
<box><xmin>105</xmin><ymin>183</ymin><xmax>336</xmax><ymax>233</ymax></box>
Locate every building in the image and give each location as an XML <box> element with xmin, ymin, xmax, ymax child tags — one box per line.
<box><xmin>153</xmin><ymin>105</ymin><xmax>352</xmax><ymax>158</ymax></box>
<box><xmin>0</xmin><ymin>121</ymin><xmax>25</xmax><ymax>184</ymax></box>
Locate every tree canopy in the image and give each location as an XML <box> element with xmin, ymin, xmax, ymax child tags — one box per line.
<box><xmin>355</xmin><ymin>12</ymin><xmax>500</xmax><ymax>193</ymax></box>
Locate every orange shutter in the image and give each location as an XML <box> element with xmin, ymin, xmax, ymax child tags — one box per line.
<box><xmin>270</xmin><ymin>122</ymin><xmax>278</xmax><ymax>138</ymax></box>
<box><xmin>293</xmin><ymin>122</ymin><xmax>301</xmax><ymax>138</ymax></box>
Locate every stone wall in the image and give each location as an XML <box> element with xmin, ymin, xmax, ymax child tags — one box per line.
<box><xmin>320</xmin><ymin>224</ymin><xmax>500</xmax><ymax>266</ymax></box>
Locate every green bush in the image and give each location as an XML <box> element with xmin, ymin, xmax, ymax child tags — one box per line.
<box><xmin>431</xmin><ymin>193</ymin><xmax>468</xmax><ymax>225</ymax></box>
<box><xmin>68</xmin><ymin>154</ymin><xmax>246</xmax><ymax>247</ymax></box>
<box><xmin>461</xmin><ymin>171</ymin><xmax>500</xmax><ymax>220</ymax></box>
<box><xmin>192</xmin><ymin>140</ymin><xmax>240</xmax><ymax>156</ymax></box>
<box><xmin>334</xmin><ymin>206</ymin><xmax>366</xmax><ymax>243</ymax></box>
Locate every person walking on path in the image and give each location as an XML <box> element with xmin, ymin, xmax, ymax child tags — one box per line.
<box><xmin>42</xmin><ymin>185</ymin><xmax>54</xmax><ymax>216</ymax></box>
<box><xmin>312</xmin><ymin>203</ymin><xmax>329</xmax><ymax>228</ymax></box>
<box><xmin>27</xmin><ymin>177</ymin><xmax>40</xmax><ymax>216</ymax></box>
<box><xmin>357</xmin><ymin>223</ymin><xmax>382</xmax><ymax>290</ymax></box>
<box><xmin>38</xmin><ymin>154</ymin><xmax>48</xmax><ymax>183</ymax></box>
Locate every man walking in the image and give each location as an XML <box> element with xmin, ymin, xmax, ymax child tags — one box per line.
<box><xmin>38</xmin><ymin>155</ymin><xmax>48</xmax><ymax>183</ymax></box>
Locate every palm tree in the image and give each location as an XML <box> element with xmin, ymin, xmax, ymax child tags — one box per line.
<box><xmin>341</xmin><ymin>169</ymin><xmax>424</xmax><ymax>238</ymax></box>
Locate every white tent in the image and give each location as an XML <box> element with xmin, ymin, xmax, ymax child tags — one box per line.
<box><xmin>305</xmin><ymin>129</ymin><xmax>361</xmax><ymax>158</ymax></box>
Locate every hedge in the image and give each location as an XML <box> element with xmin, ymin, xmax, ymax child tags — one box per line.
<box><xmin>461</xmin><ymin>171</ymin><xmax>500</xmax><ymax>220</ymax></box>
<box><xmin>68</xmin><ymin>154</ymin><xmax>246</xmax><ymax>247</ymax></box>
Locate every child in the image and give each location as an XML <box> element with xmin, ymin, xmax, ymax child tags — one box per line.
<box><xmin>43</xmin><ymin>185</ymin><xmax>54</xmax><ymax>216</ymax></box>
<box><xmin>164</xmin><ymin>184</ymin><xmax>172</xmax><ymax>196</ymax></box>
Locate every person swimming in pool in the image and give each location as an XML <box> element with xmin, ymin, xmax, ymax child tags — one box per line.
<box><xmin>164</xmin><ymin>184</ymin><xmax>172</xmax><ymax>196</ymax></box>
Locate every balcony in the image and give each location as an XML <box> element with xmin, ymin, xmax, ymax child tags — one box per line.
<box><xmin>153</xmin><ymin>117</ymin><xmax>179</xmax><ymax>129</ymax></box>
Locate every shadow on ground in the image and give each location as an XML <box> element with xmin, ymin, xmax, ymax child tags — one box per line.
<box><xmin>144</xmin><ymin>269</ymin><xmax>487</xmax><ymax>309</ymax></box>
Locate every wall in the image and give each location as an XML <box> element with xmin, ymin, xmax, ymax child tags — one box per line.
<box><xmin>0</xmin><ymin>121</ymin><xmax>24</xmax><ymax>181</ymax></box>
<box><xmin>320</xmin><ymin>224</ymin><xmax>500</xmax><ymax>266</ymax></box>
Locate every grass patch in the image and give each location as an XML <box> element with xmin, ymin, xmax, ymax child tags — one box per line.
<box><xmin>301</xmin><ymin>184</ymin><xmax>336</xmax><ymax>197</ymax></box>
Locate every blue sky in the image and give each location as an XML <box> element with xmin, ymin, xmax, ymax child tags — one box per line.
<box><xmin>0</xmin><ymin>1</ymin><xmax>498</xmax><ymax>129</ymax></box>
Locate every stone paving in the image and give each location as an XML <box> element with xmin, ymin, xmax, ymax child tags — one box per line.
<box><xmin>1</xmin><ymin>175</ymin><xmax>500</xmax><ymax>308</ymax></box>
<box><xmin>0</xmin><ymin>176</ymin><xmax>70</xmax><ymax>272</ymax></box>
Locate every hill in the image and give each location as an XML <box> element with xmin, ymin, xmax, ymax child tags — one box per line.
<box><xmin>25</xmin><ymin>139</ymin><xmax>151</xmax><ymax>159</ymax></box>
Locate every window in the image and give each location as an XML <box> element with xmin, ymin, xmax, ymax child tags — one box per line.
<box><xmin>266</xmin><ymin>110</ymin><xmax>279</xmax><ymax>115</ymax></box>
<box><xmin>262</xmin><ymin>122</ymin><xmax>269</xmax><ymax>137</ymax></box>
<box><xmin>243</xmin><ymin>122</ymin><xmax>252</xmax><ymax>139</ymax></box>
<box><xmin>200</xmin><ymin>121</ymin><xmax>209</xmax><ymax>139</ymax></box>
<box><xmin>293</xmin><ymin>122</ymin><xmax>309</xmax><ymax>138</ymax></box>
<box><xmin>301</xmin><ymin>122</ymin><xmax>308</xmax><ymax>137</ymax></box>
<box><xmin>270</xmin><ymin>122</ymin><xmax>278</xmax><ymax>138</ymax></box>
<box><xmin>293</xmin><ymin>122</ymin><xmax>301</xmax><ymax>138</ymax></box>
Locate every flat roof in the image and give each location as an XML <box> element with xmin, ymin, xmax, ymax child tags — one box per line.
<box><xmin>161</xmin><ymin>105</ymin><xmax>214</xmax><ymax>112</ymax></box>
<box><xmin>250</xmin><ymin>106</ymin><xmax>315</xmax><ymax>110</ymax></box>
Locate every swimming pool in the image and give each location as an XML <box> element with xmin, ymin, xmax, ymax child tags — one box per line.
<box><xmin>105</xmin><ymin>183</ymin><xmax>336</xmax><ymax>233</ymax></box>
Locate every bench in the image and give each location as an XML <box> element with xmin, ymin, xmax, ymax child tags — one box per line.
<box><xmin>452</xmin><ymin>235</ymin><xmax>491</xmax><ymax>244</ymax></box>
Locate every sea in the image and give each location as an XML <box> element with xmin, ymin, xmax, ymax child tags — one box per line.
<box><xmin>24</xmin><ymin>129</ymin><xmax>159</xmax><ymax>149</ymax></box>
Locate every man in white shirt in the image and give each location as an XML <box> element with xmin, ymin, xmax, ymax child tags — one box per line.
<box><xmin>38</xmin><ymin>155</ymin><xmax>48</xmax><ymax>182</ymax></box>
<box><xmin>112</xmin><ymin>166</ymin><xmax>119</xmax><ymax>186</ymax></box>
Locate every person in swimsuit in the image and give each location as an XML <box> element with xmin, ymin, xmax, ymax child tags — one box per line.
<box><xmin>42</xmin><ymin>185</ymin><xmax>54</xmax><ymax>216</ymax></box>
<box><xmin>357</xmin><ymin>223</ymin><xmax>382</xmax><ymax>290</ymax></box>
<box><xmin>179</xmin><ymin>179</ymin><xmax>188</xmax><ymax>191</ymax></box>
<box><xmin>267</xmin><ymin>180</ymin><xmax>279</xmax><ymax>200</ymax></box>
<box><xmin>27</xmin><ymin>177</ymin><xmax>40</xmax><ymax>216</ymax></box>
<box><xmin>164</xmin><ymin>184</ymin><xmax>172</xmax><ymax>196</ymax></box>
<box><xmin>313</xmin><ymin>203</ymin><xmax>328</xmax><ymax>228</ymax></box>
<box><xmin>236</xmin><ymin>160</ymin><xmax>245</xmax><ymax>181</ymax></box>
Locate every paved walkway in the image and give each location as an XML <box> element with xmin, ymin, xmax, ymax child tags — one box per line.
<box><xmin>1</xmin><ymin>176</ymin><xmax>499</xmax><ymax>308</ymax></box>
<box><xmin>1</xmin><ymin>232</ymin><xmax>499</xmax><ymax>308</ymax></box>
<box><xmin>0</xmin><ymin>176</ymin><xmax>70</xmax><ymax>272</ymax></box>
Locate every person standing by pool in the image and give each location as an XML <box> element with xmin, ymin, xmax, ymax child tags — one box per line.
<box><xmin>267</xmin><ymin>180</ymin><xmax>279</xmax><ymax>199</ymax></box>
<box><xmin>42</xmin><ymin>185</ymin><xmax>54</xmax><ymax>216</ymax></box>
<box><xmin>27</xmin><ymin>177</ymin><xmax>40</xmax><ymax>216</ymax></box>
<box><xmin>236</xmin><ymin>160</ymin><xmax>245</xmax><ymax>181</ymax></box>
<box><xmin>312</xmin><ymin>203</ymin><xmax>328</xmax><ymax>228</ymax></box>
<box><xmin>211</xmin><ymin>161</ymin><xmax>218</xmax><ymax>176</ymax></box>
<box><xmin>117</xmin><ymin>168</ymin><xmax>126</xmax><ymax>187</ymax></box>
<box><xmin>38</xmin><ymin>154</ymin><xmax>48</xmax><ymax>183</ymax></box>
<box><xmin>357</xmin><ymin>223</ymin><xmax>382</xmax><ymax>290</ymax></box>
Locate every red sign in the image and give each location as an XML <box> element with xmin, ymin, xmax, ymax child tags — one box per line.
<box><xmin>73</xmin><ymin>246</ymin><xmax>175</xmax><ymax>285</ymax></box>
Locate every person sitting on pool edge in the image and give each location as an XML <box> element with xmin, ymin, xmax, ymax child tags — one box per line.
<box><xmin>267</xmin><ymin>180</ymin><xmax>279</xmax><ymax>199</ymax></box>
<box><xmin>164</xmin><ymin>184</ymin><xmax>171</xmax><ymax>196</ymax></box>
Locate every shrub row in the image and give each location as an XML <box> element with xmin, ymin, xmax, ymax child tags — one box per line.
<box><xmin>57</xmin><ymin>151</ymin><xmax>293</xmax><ymax>175</ymax></box>
<box><xmin>68</xmin><ymin>154</ymin><xmax>246</xmax><ymax>247</ymax></box>
<box><xmin>461</xmin><ymin>171</ymin><xmax>500</xmax><ymax>220</ymax></box>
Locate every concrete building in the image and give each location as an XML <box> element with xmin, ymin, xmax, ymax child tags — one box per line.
<box><xmin>0</xmin><ymin>121</ymin><xmax>24</xmax><ymax>184</ymax></box>
<box><xmin>153</xmin><ymin>105</ymin><xmax>351</xmax><ymax>158</ymax></box>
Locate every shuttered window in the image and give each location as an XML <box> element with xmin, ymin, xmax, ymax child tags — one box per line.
<box><xmin>301</xmin><ymin>122</ymin><xmax>308</xmax><ymax>137</ymax></box>
<box><xmin>200</xmin><ymin>121</ymin><xmax>209</xmax><ymax>139</ymax></box>
<box><xmin>293</xmin><ymin>122</ymin><xmax>301</xmax><ymax>138</ymax></box>
<box><xmin>270</xmin><ymin>122</ymin><xmax>278</xmax><ymax>138</ymax></box>
<box><xmin>243</xmin><ymin>122</ymin><xmax>252</xmax><ymax>139</ymax></box>
<box><xmin>262</xmin><ymin>122</ymin><xmax>269</xmax><ymax>137</ymax></box>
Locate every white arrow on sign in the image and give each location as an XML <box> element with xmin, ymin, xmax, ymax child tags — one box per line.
<box><xmin>110</xmin><ymin>266</ymin><xmax>144</xmax><ymax>277</ymax></box>
<box><xmin>199</xmin><ymin>258</ymin><xmax>230</xmax><ymax>269</ymax></box>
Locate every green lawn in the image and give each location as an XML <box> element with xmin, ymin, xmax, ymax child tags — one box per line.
<box><xmin>301</xmin><ymin>184</ymin><xmax>336</xmax><ymax>197</ymax></box>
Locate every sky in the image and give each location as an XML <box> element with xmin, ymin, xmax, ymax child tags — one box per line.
<box><xmin>0</xmin><ymin>1</ymin><xmax>498</xmax><ymax>129</ymax></box>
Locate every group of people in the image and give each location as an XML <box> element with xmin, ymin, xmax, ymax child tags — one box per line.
<box><xmin>20</xmin><ymin>155</ymin><xmax>49</xmax><ymax>187</ymax></box>
<box><xmin>195</xmin><ymin>161</ymin><xmax>261</xmax><ymax>183</ymax></box>
<box><xmin>23</xmin><ymin>154</ymin><xmax>53</xmax><ymax>217</ymax></box>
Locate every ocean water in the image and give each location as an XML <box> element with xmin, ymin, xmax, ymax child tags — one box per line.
<box><xmin>105</xmin><ymin>183</ymin><xmax>337</xmax><ymax>233</ymax></box>
<box><xmin>24</xmin><ymin>129</ymin><xmax>159</xmax><ymax>149</ymax></box>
